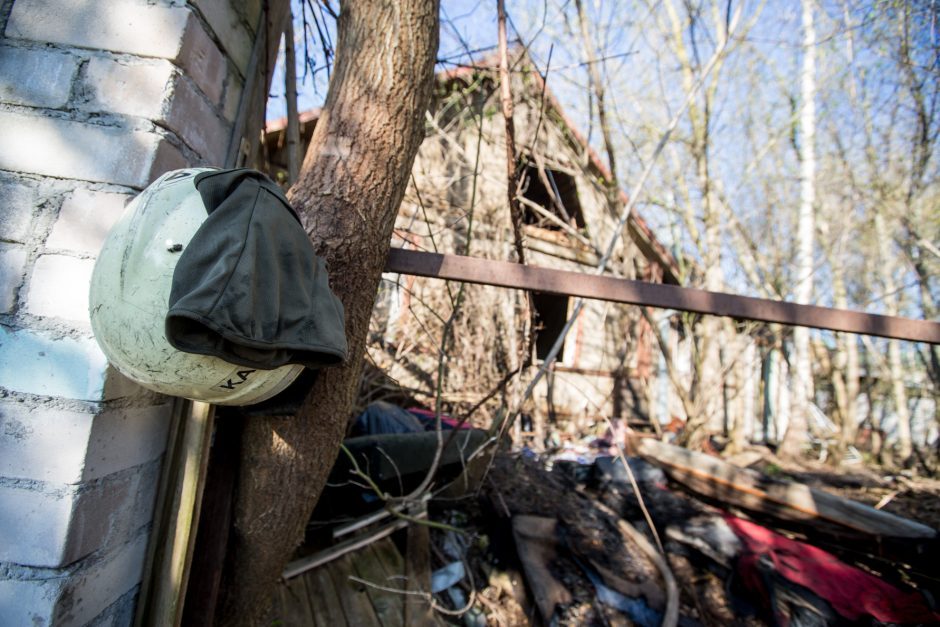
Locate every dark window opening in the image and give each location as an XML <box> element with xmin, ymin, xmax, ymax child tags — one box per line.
<box><xmin>521</xmin><ymin>165</ymin><xmax>585</xmax><ymax>230</ymax></box>
<box><xmin>532</xmin><ymin>292</ymin><xmax>569</xmax><ymax>360</ymax></box>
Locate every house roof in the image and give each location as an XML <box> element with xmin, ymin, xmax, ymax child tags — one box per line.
<box><xmin>266</xmin><ymin>53</ymin><xmax>680</xmax><ymax>284</ymax></box>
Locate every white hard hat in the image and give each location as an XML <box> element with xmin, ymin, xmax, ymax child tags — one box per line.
<box><xmin>89</xmin><ymin>168</ymin><xmax>303</xmax><ymax>405</ymax></box>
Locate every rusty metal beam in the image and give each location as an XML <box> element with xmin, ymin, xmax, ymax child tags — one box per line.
<box><xmin>385</xmin><ymin>248</ymin><xmax>940</xmax><ymax>345</ymax></box>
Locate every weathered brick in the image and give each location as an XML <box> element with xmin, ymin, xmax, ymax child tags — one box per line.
<box><xmin>86</xmin><ymin>586</ymin><xmax>138</xmax><ymax>627</ymax></box>
<box><xmin>102</xmin><ymin>365</ymin><xmax>152</xmax><ymax>402</ymax></box>
<box><xmin>222</xmin><ymin>70</ymin><xmax>245</xmax><ymax>123</ymax></box>
<box><xmin>190</xmin><ymin>0</ymin><xmax>253</xmax><ymax>74</ymax></box>
<box><xmin>0</xmin><ymin>177</ymin><xmax>36</xmax><ymax>242</ymax></box>
<box><xmin>25</xmin><ymin>254</ymin><xmax>96</xmax><ymax>322</ymax></box>
<box><xmin>53</xmin><ymin>532</ymin><xmax>149</xmax><ymax>626</ymax></box>
<box><xmin>81</xmin><ymin>56</ymin><xmax>175</xmax><ymax>120</ymax></box>
<box><xmin>0</xmin><ymin>577</ymin><xmax>57</xmax><ymax>627</ymax></box>
<box><xmin>234</xmin><ymin>0</ymin><xmax>264</xmax><ymax>30</ymax></box>
<box><xmin>6</xmin><ymin>0</ymin><xmax>189</xmax><ymax>60</ymax></box>
<box><xmin>0</xmin><ymin>110</ymin><xmax>165</xmax><ymax>188</ymax></box>
<box><xmin>179</xmin><ymin>18</ymin><xmax>227</xmax><ymax>105</ymax></box>
<box><xmin>0</xmin><ymin>401</ymin><xmax>94</xmax><ymax>484</ymax></box>
<box><xmin>84</xmin><ymin>403</ymin><xmax>172</xmax><ymax>481</ymax></box>
<box><xmin>63</xmin><ymin>461</ymin><xmax>160</xmax><ymax>566</ymax></box>
<box><xmin>47</xmin><ymin>189</ymin><xmax>131</xmax><ymax>255</ymax></box>
<box><xmin>0</xmin><ymin>532</ymin><xmax>148</xmax><ymax>626</ymax></box>
<box><xmin>0</xmin><ymin>177</ymin><xmax>37</xmax><ymax>243</ymax></box>
<box><xmin>0</xmin><ymin>400</ymin><xmax>169</xmax><ymax>485</ymax></box>
<box><xmin>166</xmin><ymin>76</ymin><xmax>230</xmax><ymax>163</ymax></box>
<box><xmin>150</xmin><ymin>136</ymin><xmax>190</xmax><ymax>175</ymax></box>
<box><xmin>0</xmin><ymin>463</ymin><xmax>158</xmax><ymax>568</ymax></box>
<box><xmin>0</xmin><ymin>482</ymin><xmax>76</xmax><ymax>566</ymax></box>
<box><xmin>0</xmin><ymin>326</ymin><xmax>109</xmax><ymax>401</ymax></box>
<box><xmin>0</xmin><ymin>45</ymin><xmax>78</xmax><ymax>108</ymax></box>
<box><xmin>0</xmin><ymin>243</ymin><xmax>27</xmax><ymax>312</ymax></box>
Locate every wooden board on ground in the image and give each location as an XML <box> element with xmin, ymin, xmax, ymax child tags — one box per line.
<box><xmin>511</xmin><ymin>515</ymin><xmax>572</xmax><ymax>623</ymax></box>
<box><xmin>308</xmin><ymin>566</ymin><xmax>347</xmax><ymax>627</ymax></box>
<box><xmin>351</xmin><ymin>543</ymin><xmax>405</xmax><ymax>625</ymax></box>
<box><xmin>271</xmin><ymin>535</ymin><xmax>445</xmax><ymax>627</ymax></box>
<box><xmin>404</xmin><ymin>518</ymin><xmax>439</xmax><ymax>627</ymax></box>
<box><xmin>277</xmin><ymin>575</ymin><xmax>318</xmax><ymax>627</ymax></box>
<box><xmin>635</xmin><ymin>438</ymin><xmax>938</xmax><ymax>541</ymax></box>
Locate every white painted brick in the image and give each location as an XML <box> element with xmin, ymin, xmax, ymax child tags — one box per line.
<box><xmin>54</xmin><ymin>533</ymin><xmax>149</xmax><ymax>626</ymax></box>
<box><xmin>64</xmin><ymin>462</ymin><xmax>160</xmax><ymax>566</ymax></box>
<box><xmin>179</xmin><ymin>18</ymin><xmax>227</xmax><ymax>105</ymax></box>
<box><xmin>166</xmin><ymin>76</ymin><xmax>230</xmax><ymax>163</ymax></box>
<box><xmin>0</xmin><ymin>400</ymin><xmax>94</xmax><ymax>484</ymax></box>
<box><xmin>26</xmin><ymin>254</ymin><xmax>95</xmax><ymax>322</ymax></box>
<box><xmin>47</xmin><ymin>189</ymin><xmax>132</xmax><ymax>255</ymax></box>
<box><xmin>81</xmin><ymin>56</ymin><xmax>175</xmax><ymax>120</ymax></box>
<box><xmin>0</xmin><ymin>463</ymin><xmax>158</xmax><ymax>568</ymax></box>
<box><xmin>0</xmin><ymin>532</ymin><xmax>148</xmax><ymax>626</ymax></box>
<box><xmin>0</xmin><ymin>482</ymin><xmax>76</xmax><ymax>566</ymax></box>
<box><xmin>0</xmin><ymin>45</ymin><xmax>78</xmax><ymax>108</ymax></box>
<box><xmin>7</xmin><ymin>0</ymin><xmax>189</xmax><ymax>60</ymax></box>
<box><xmin>0</xmin><ymin>110</ymin><xmax>165</xmax><ymax>188</ymax></box>
<box><xmin>0</xmin><ymin>178</ymin><xmax>37</xmax><ymax>243</ymax></box>
<box><xmin>0</xmin><ymin>243</ymin><xmax>27</xmax><ymax>312</ymax></box>
<box><xmin>0</xmin><ymin>326</ymin><xmax>109</xmax><ymax>401</ymax></box>
<box><xmin>0</xmin><ymin>577</ymin><xmax>58</xmax><ymax>627</ymax></box>
<box><xmin>84</xmin><ymin>403</ymin><xmax>172</xmax><ymax>481</ymax></box>
<box><xmin>190</xmin><ymin>0</ymin><xmax>253</xmax><ymax>74</ymax></box>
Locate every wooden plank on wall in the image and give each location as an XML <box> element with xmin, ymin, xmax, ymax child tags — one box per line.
<box><xmin>134</xmin><ymin>401</ymin><xmax>215</xmax><ymax>627</ymax></box>
<box><xmin>385</xmin><ymin>248</ymin><xmax>940</xmax><ymax>344</ymax></box>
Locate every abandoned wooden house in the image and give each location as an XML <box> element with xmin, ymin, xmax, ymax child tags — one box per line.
<box><xmin>264</xmin><ymin>54</ymin><xmax>683</xmax><ymax>443</ymax></box>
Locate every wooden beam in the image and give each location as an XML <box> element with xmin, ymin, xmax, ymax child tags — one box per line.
<box><xmin>385</xmin><ymin>248</ymin><xmax>940</xmax><ymax>344</ymax></box>
<box><xmin>135</xmin><ymin>401</ymin><xmax>215</xmax><ymax>627</ymax></box>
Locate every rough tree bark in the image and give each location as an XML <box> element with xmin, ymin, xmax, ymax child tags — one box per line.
<box><xmin>214</xmin><ymin>2</ymin><xmax>440</xmax><ymax>624</ymax></box>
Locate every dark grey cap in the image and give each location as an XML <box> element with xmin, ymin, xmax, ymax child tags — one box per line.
<box><xmin>165</xmin><ymin>168</ymin><xmax>347</xmax><ymax>370</ymax></box>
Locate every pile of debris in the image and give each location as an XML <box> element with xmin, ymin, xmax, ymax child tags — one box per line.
<box><xmin>272</xmin><ymin>402</ymin><xmax>940</xmax><ymax>626</ymax></box>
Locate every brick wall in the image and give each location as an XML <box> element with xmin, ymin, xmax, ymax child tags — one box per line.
<box><xmin>0</xmin><ymin>0</ymin><xmax>265</xmax><ymax>623</ymax></box>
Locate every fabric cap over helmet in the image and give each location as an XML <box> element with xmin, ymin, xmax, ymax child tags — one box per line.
<box><xmin>89</xmin><ymin>168</ymin><xmax>347</xmax><ymax>405</ymax></box>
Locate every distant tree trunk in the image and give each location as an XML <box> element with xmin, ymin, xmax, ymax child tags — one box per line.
<box><xmin>780</xmin><ymin>0</ymin><xmax>816</xmax><ymax>459</ymax></box>
<box><xmin>213</xmin><ymin>2</ymin><xmax>439</xmax><ymax>625</ymax></box>
<box><xmin>873</xmin><ymin>211</ymin><xmax>914</xmax><ymax>464</ymax></box>
<box><xmin>283</xmin><ymin>13</ymin><xmax>300</xmax><ymax>185</ymax></box>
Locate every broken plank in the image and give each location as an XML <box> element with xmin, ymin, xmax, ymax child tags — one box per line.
<box><xmin>283</xmin><ymin>517</ymin><xmax>411</xmax><ymax>580</ymax></box>
<box><xmin>511</xmin><ymin>515</ymin><xmax>572</xmax><ymax>624</ymax></box>
<box><xmin>635</xmin><ymin>438</ymin><xmax>938</xmax><ymax>541</ymax></box>
<box><xmin>385</xmin><ymin>248</ymin><xmax>940</xmax><ymax>344</ymax></box>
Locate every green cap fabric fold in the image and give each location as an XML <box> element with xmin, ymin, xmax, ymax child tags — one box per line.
<box><xmin>165</xmin><ymin>168</ymin><xmax>347</xmax><ymax>370</ymax></box>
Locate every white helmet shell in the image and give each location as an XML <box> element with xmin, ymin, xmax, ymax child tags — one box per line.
<box><xmin>89</xmin><ymin>168</ymin><xmax>302</xmax><ymax>405</ymax></box>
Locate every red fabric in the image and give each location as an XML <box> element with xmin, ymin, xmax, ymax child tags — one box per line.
<box><xmin>407</xmin><ymin>407</ymin><xmax>470</xmax><ymax>430</ymax></box>
<box><xmin>725</xmin><ymin>515</ymin><xmax>939</xmax><ymax>623</ymax></box>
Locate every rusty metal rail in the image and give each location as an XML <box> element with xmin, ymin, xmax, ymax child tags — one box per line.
<box><xmin>385</xmin><ymin>248</ymin><xmax>940</xmax><ymax>344</ymax></box>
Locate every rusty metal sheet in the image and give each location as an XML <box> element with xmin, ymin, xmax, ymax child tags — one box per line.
<box><xmin>384</xmin><ymin>248</ymin><xmax>940</xmax><ymax>345</ymax></box>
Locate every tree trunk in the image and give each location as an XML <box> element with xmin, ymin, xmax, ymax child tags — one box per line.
<box><xmin>780</xmin><ymin>0</ymin><xmax>816</xmax><ymax>459</ymax></box>
<box><xmin>213</xmin><ymin>2</ymin><xmax>439</xmax><ymax>624</ymax></box>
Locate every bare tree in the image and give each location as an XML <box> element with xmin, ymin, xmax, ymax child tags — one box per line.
<box><xmin>780</xmin><ymin>0</ymin><xmax>817</xmax><ymax>458</ymax></box>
